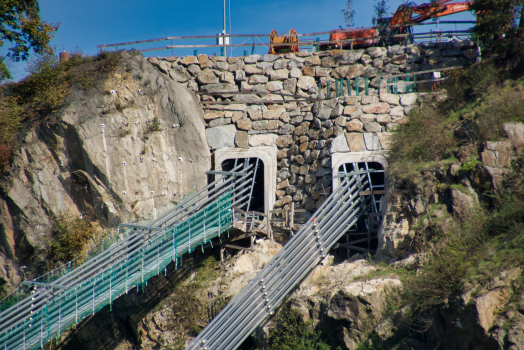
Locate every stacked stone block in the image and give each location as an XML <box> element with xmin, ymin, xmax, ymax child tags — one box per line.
<box><xmin>147</xmin><ymin>40</ymin><xmax>474</xmax><ymax>217</ymax></box>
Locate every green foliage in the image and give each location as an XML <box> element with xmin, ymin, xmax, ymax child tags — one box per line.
<box><xmin>164</xmin><ymin>257</ymin><xmax>228</xmax><ymax>337</ymax></box>
<box><xmin>459</xmin><ymin>160</ymin><xmax>481</xmax><ymax>173</ymax></box>
<box><xmin>269</xmin><ymin>303</ymin><xmax>339</xmax><ymax>350</ymax></box>
<box><xmin>372</xmin><ymin>0</ymin><xmax>390</xmax><ymax>25</ymax></box>
<box><xmin>0</xmin><ymin>0</ymin><xmax>59</xmax><ymax>81</ymax></box>
<box><xmin>471</xmin><ymin>0</ymin><xmax>524</xmax><ymax>43</ymax></box>
<box><xmin>388</xmin><ymin>105</ymin><xmax>455</xmax><ymax>164</ymax></box>
<box><xmin>341</xmin><ymin>0</ymin><xmax>356</xmax><ymax>28</ymax></box>
<box><xmin>46</xmin><ymin>216</ymin><xmax>96</xmax><ymax>268</ymax></box>
<box><xmin>143</xmin><ymin>117</ymin><xmax>162</xmax><ymax>140</ymax></box>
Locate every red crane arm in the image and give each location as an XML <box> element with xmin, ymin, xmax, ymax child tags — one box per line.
<box><xmin>410</xmin><ymin>1</ymin><xmax>473</xmax><ymax>23</ymax></box>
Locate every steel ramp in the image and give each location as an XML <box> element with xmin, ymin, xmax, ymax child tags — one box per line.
<box><xmin>186</xmin><ymin>171</ymin><xmax>373</xmax><ymax>350</ymax></box>
<box><xmin>0</xmin><ymin>162</ymin><xmax>257</xmax><ymax>350</ymax></box>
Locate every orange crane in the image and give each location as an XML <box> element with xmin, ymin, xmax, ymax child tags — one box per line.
<box><xmin>322</xmin><ymin>0</ymin><xmax>473</xmax><ymax>50</ymax></box>
<box><xmin>268</xmin><ymin>29</ymin><xmax>300</xmax><ymax>55</ymax></box>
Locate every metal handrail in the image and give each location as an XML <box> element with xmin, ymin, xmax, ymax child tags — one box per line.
<box><xmin>186</xmin><ymin>170</ymin><xmax>374</xmax><ymax>350</ymax></box>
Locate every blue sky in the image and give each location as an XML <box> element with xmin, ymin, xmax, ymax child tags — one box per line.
<box><xmin>2</xmin><ymin>0</ymin><xmax>475</xmax><ymax>81</ymax></box>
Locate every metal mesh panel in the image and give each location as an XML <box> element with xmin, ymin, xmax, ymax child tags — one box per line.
<box><xmin>0</xmin><ymin>192</ymin><xmax>232</xmax><ymax>350</ymax></box>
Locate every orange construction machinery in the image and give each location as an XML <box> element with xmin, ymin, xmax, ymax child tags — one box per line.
<box><xmin>269</xmin><ymin>29</ymin><xmax>300</xmax><ymax>55</ymax></box>
<box><xmin>322</xmin><ymin>0</ymin><xmax>473</xmax><ymax>50</ymax></box>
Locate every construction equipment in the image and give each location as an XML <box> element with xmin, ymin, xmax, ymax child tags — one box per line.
<box><xmin>321</xmin><ymin>0</ymin><xmax>473</xmax><ymax>50</ymax></box>
<box><xmin>269</xmin><ymin>29</ymin><xmax>299</xmax><ymax>54</ymax></box>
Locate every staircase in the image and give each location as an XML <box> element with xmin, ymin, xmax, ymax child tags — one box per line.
<box><xmin>0</xmin><ymin>162</ymin><xmax>256</xmax><ymax>350</ymax></box>
<box><xmin>186</xmin><ymin>170</ymin><xmax>374</xmax><ymax>350</ymax></box>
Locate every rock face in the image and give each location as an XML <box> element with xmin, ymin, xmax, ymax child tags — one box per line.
<box><xmin>0</xmin><ymin>51</ymin><xmax>210</xmax><ymax>287</ymax></box>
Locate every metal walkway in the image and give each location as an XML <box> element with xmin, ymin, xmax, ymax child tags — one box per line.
<box><xmin>0</xmin><ymin>162</ymin><xmax>257</xmax><ymax>350</ymax></box>
<box><xmin>186</xmin><ymin>170</ymin><xmax>374</xmax><ymax>350</ymax></box>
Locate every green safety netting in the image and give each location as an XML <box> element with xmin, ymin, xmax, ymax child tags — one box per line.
<box><xmin>0</xmin><ymin>191</ymin><xmax>232</xmax><ymax>350</ymax></box>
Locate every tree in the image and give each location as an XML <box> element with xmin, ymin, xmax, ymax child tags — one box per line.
<box><xmin>0</xmin><ymin>0</ymin><xmax>59</xmax><ymax>81</ymax></box>
<box><xmin>471</xmin><ymin>0</ymin><xmax>524</xmax><ymax>41</ymax></box>
<box><xmin>372</xmin><ymin>0</ymin><xmax>390</xmax><ymax>25</ymax></box>
<box><xmin>341</xmin><ymin>0</ymin><xmax>356</xmax><ymax>28</ymax></box>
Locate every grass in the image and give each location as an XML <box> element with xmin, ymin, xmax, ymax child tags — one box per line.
<box><xmin>143</xmin><ymin>117</ymin><xmax>162</xmax><ymax>141</ymax></box>
<box><xmin>268</xmin><ymin>303</ymin><xmax>339</xmax><ymax>350</ymax></box>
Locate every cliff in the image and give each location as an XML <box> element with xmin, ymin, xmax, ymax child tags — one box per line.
<box><xmin>0</xmin><ymin>50</ymin><xmax>211</xmax><ymax>290</ymax></box>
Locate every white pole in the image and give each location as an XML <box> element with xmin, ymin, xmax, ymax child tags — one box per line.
<box><xmin>223</xmin><ymin>0</ymin><xmax>227</xmax><ymax>57</ymax></box>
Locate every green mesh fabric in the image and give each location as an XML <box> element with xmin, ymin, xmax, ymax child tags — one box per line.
<box><xmin>0</xmin><ymin>192</ymin><xmax>232</xmax><ymax>350</ymax></box>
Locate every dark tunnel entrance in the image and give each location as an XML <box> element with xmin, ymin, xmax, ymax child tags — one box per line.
<box><xmin>221</xmin><ymin>157</ymin><xmax>265</xmax><ymax>214</ymax></box>
<box><xmin>333</xmin><ymin>161</ymin><xmax>385</xmax><ymax>260</ymax></box>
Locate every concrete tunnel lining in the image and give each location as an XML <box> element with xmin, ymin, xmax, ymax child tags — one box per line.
<box><xmin>214</xmin><ymin>146</ymin><xmax>277</xmax><ymax>213</ymax></box>
<box><xmin>331</xmin><ymin>151</ymin><xmax>388</xmax><ymax>191</ymax></box>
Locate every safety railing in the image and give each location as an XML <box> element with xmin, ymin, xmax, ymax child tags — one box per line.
<box><xmin>97</xmin><ymin>21</ymin><xmax>476</xmax><ymax>56</ymax></box>
<box><xmin>0</xmin><ymin>162</ymin><xmax>257</xmax><ymax>350</ymax></box>
<box><xmin>186</xmin><ymin>170</ymin><xmax>375</xmax><ymax>350</ymax></box>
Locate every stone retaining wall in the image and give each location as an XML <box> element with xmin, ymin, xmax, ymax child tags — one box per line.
<box><xmin>147</xmin><ymin>41</ymin><xmax>473</xmax><ymax>217</ymax></box>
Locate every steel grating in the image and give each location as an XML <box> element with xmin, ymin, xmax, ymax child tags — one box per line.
<box><xmin>0</xmin><ymin>162</ymin><xmax>257</xmax><ymax>350</ymax></box>
<box><xmin>186</xmin><ymin>170</ymin><xmax>373</xmax><ymax>350</ymax></box>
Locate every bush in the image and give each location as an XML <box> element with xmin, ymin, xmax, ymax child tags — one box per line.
<box><xmin>388</xmin><ymin>106</ymin><xmax>454</xmax><ymax>164</ymax></box>
<box><xmin>46</xmin><ymin>216</ymin><xmax>96</xmax><ymax>268</ymax></box>
<box><xmin>269</xmin><ymin>303</ymin><xmax>338</xmax><ymax>350</ymax></box>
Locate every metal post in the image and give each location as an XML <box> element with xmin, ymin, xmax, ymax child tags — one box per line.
<box><xmin>394</xmin><ymin>77</ymin><xmax>398</xmax><ymax>94</ymax></box>
<box><xmin>387</xmin><ymin>78</ymin><xmax>391</xmax><ymax>93</ymax></box>
<box><xmin>413</xmin><ymin>74</ymin><xmax>418</xmax><ymax>92</ymax></box>
<box><xmin>378</xmin><ymin>72</ymin><xmax>382</xmax><ymax>95</ymax></box>
<box><xmin>223</xmin><ymin>0</ymin><xmax>227</xmax><ymax>58</ymax></box>
<box><xmin>245</xmin><ymin>158</ymin><xmax>259</xmax><ymax>212</ymax></box>
<box><xmin>244</xmin><ymin>49</ymin><xmax>248</xmax><ymax>56</ymax></box>
<box><xmin>406</xmin><ymin>72</ymin><xmax>411</xmax><ymax>93</ymax></box>
<box><xmin>355</xmin><ymin>77</ymin><xmax>359</xmax><ymax>96</ymax></box>
<box><xmin>315</xmin><ymin>37</ymin><xmax>320</xmax><ymax>52</ymax></box>
<box><xmin>327</xmin><ymin>81</ymin><xmax>331</xmax><ymax>99</ymax></box>
<box><xmin>194</xmin><ymin>50</ymin><xmax>198</xmax><ymax>56</ymax></box>
<box><xmin>335</xmin><ymin>79</ymin><xmax>339</xmax><ymax>97</ymax></box>
<box><xmin>364</xmin><ymin>77</ymin><xmax>369</xmax><ymax>96</ymax></box>
<box><xmin>290</xmin><ymin>202</ymin><xmax>294</xmax><ymax>232</ymax></box>
<box><xmin>318</xmin><ymin>82</ymin><xmax>321</xmax><ymax>99</ymax></box>
<box><xmin>348</xmin><ymin>78</ymin><xmax>351</xmax><ymax>96</ymax></box>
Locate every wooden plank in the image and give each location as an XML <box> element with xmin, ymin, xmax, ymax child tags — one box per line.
<box><xmin>270</xmin><ymin>209</ymin><xmax>285</xmax><ymax>214</ymax></box>
<box><xmin>224</xmin><ymin>233</ymin><xmax>257</xmax><ymax>242</ymax></box>
<box><xmin>233</xmin><ymin>205</ymin><xmax>247</xmax><ymax>216</ymax></box>
<box><xmin>385</xmin><ymin>78</ymin><xmax>448</xmax><ymax>86</ymax></box>
<box><xmin>225</xmin><ymin>244</ymin><xmax>254</xmax><ymax>252</ymax></box>
<box><xmin>290</xmin><ymin>203</ymin><xmax>294</xmax><ymax>229</ymax></box>
<box><xmin>332</xmin><ymin>244</ymin><xmax>371</xmax><ymax>253</ymax></box>
<box><xmin>343</xmin><ymin>232</ymin><xmax>371</xmax><ymax>236</ymax></box>
<box><xmin>234</xmin><ymin>213</ymin><xmax>246</xmax><ymax>221</ymax></box>
<box><xmin>361</xmin><ymin>190</ymin><xmax>386</xmax><ymax>196</ymax></box>
<box><xmin>385</xmin><ymin>66</ymin><xmax>462</xmax><ymax>79</ymax></box>
<box><xmin>333</xmin><ymin>236</ymin><xmax>377</xmax><ymax>249</ymax></box>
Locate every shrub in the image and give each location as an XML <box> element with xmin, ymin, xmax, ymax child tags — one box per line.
<box><xmin>269</xmin><ymin>303</ymin><xmax>338</xmax><ymax>350</ymax></box>
<box><xmin>388</xmin><ymin>106</ymin><xmax>454</xmax><ymax>164</ymax></box>
<box><xmin>46</xmin><ymin>216</ymin><xmax>96</xmax><ymax>268</ymax></box>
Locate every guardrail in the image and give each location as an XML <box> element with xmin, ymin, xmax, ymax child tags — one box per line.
<box><xmin>186</xmin><ymin>170</ymin><xmax>374</xmax><ymax>350</ymax></box>
<box><xmin>0</xmin><ymin>162</ymin><xmax>258</xmax><ymax>350</ymax></box>
<box><xmin>97</xmin><ymin>21</ymin><xmax>476</xmax><ymax>55</ymax></box>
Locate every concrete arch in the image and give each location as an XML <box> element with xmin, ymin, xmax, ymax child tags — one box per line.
<box><xmin>214</xmin><ymin>146</ymin><xmax>277</xmax><ymax>213</ymax></box>
<box><xmin>331</xmin><ymin>151</ymin><xmax>388</xmax><ymax>190</ymax></box>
